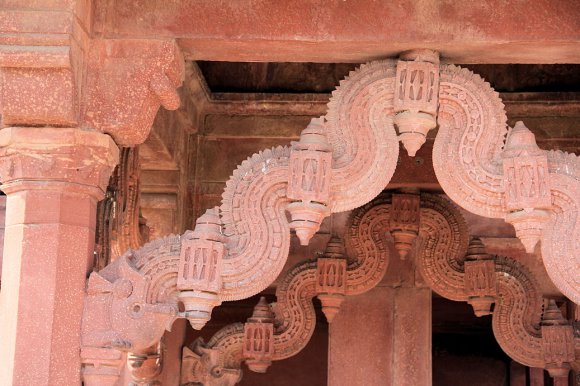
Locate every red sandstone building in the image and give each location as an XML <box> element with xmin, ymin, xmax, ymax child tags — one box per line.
<box><xmin>0</xmin><ymin>2</ymin><xmax>579</xmax><ymax>386</ymax></box>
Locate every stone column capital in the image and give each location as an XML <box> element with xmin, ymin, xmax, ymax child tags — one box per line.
<box><xmin>0</xmin><ymin>127</ymin><xmax>119</xmax><ymax>199</ymax></box>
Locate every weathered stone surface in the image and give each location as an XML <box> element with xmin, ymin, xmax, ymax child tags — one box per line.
<box><xmin>0</xmin><ymin>127</ymin><xmax>118</xmax><ymax>386</ymax></box>
<box><xmin>329</xmin><ymin>285</ymin><xmax>431</xmax><ymax>386</ymax></box>
<box><xmin>94</xmin><ymin>1</ymin><xmax>580</xmax><ymax>63</ymax></box>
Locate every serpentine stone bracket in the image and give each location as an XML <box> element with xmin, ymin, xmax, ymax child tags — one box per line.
<box><xmin>179</xmin><ymin>191</ymin><xmax>468</xmax><ymax>385</ymax></box>
<box><xmin>418</xmin><ymin>234</ymin><xmax>580</xmax><ymax>380</ymax></box>
<box><xmin>431</xmin><ymin>63</ymin><xmax>580</xmax><ymax>304</ymax></box>
<box><xmin>80</xmin><ymin>56</ymin><xmax>405</xmax><ymax>384</ymax></box>
<box><xmin>80</xmin><ymin>51</ymin><xmax>579</xmax><ymax>384</ymax></box>
<box><xmin>180</xmin><ymin>191</ymin><xmax>396</xmax><ymax>386</ymax></box>
<box><xmin>181</xmin><ymin>191</ymin><xmax>579</xmax><ymax>385</ymax></box>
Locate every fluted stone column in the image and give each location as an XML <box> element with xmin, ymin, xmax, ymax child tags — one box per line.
<box><xmin>0</xmin><ymin>127</ymin><xmax>118</xmax><ymax>386</ymax></box>
<box><xmin>328</xmin><ymin>256</ymin><xmax>432</xmax><ymax>386</ymax></box>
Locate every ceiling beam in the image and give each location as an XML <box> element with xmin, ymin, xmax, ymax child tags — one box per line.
<box><xmin>95</xmin><ymin>0</ymin><xmax>580</xmax><ymax>63</ymax></box>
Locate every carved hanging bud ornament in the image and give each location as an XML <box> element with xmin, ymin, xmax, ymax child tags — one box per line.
<box><xmin>243</xmin><ymin>297</ymin><xmax>275</xmax><ymax>373</ymax></box>
<box><xmin>316</xmin><ymin>236</ymin><xmax>347</xmax><ymax>322</ymax></box>
<box><xmin>287</xmin><ymin>118</ymin><xmax>332</xmax><ymax>245</ymax></box>
<box><xmin>502</xmin><ymin>121</ymin><xmax>552</xmax><ymax>253</ymax></box>
<box><xmin>463</xmin><ymin>238</ymin><xmax>497</xmax><ymax>317</ymax></box>
<box><xmin>177</xmin><ymin>207</ymin><xmax>225</xmax><ymax>330</ymax></box>
<box><xmin>393</xmin><ymin>49</ymin><xmax>440</xmax><ymax>157</ymax></box>
<box><xmin>541</xmin><ymin>300</ymin><xmax>576</xmax><ymax>378</ymax></box>
<box><xmin>389</xmin><ymin>192</ymin><xmax>421</xmax><ymax>259</ymax></box>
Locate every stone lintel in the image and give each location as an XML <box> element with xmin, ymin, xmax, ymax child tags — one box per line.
<box><xmin>94</xmin><ymin>0</ymin><xmax>580</xmax><ymax>63</ymax></box>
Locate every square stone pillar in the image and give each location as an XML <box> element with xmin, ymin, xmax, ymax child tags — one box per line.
<box><xmin>0</xmin><ymin>127</ymin><xmax>118</xmax><ymax>386</ymax></box>
<box><xmin>328</xmin><ymin>257</ymin><xmax>432</xmax><ymax>386</ymax></box>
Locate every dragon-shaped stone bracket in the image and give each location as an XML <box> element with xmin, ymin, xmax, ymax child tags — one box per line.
<box><xmin>84</xmin><ymin>51</ymin><xmax>483</xmax><ymax>385</ymax></box>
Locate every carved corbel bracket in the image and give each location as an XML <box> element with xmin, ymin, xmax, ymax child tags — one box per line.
<box><xmin>180</xmin><ymin>192</ymin><xmax>398</xmax><ymax>385</ymax></box>
<box><xmin>82</xmin><ymin>39</ymin><xmax>184</xmax><ymax>146</ymax></box>
<box><xmin>416</xmin><ymin>226</ymin><xmax>580</xmax><ymax>378</ymax></box>
<box><xmin>433</xmin><ymin>62</ymin><xmax>580</xmax><ymax>303</ymax></box>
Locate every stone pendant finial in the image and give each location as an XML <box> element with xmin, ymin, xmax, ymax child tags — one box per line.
<box><xmin>464</xmin><ymin>237</ymin><xmax>497</xmax><ymax>317</ymax></box>
<box><xmin>389</xmin><ymin>192</ymin><xmax>421</xmax><ymax>259</ymax></box>
<box><xmin>287</xmin><ymin>118</ymin><xmax>332</xmax><ymax>245</ymax></box>
<box><xmin>177</xmin><ymin>207</ymin><xmax>225</xmax><ymax>330</ymax></box>
<box><xmin>541</xmin><ymin>300</ymin><xmax>576</xmax><ymax>379</ymax></box>
<box><xmin>393</xmin><ymin>49</ymin><xmax>440</xmax><ymax>157</ymax></box>
<box><xmin>243</xmin><ymin>297</ymin><xmax>275</xmax><ymax>373</ymax></box>
<box><xmin>316</xmin><ymin>236</ymin><xmax>347</xmax><ymax>322</ymax></box>
<box><xmin>502</xmin><ymin>121</ymin><xmax>552</xmax><ymax>253</ymax></box>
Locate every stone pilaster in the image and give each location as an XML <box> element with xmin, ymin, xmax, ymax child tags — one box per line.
<box><xmin>0</xmin><ymin>127</ymin><xmax>118</xmax><ymax>386</ymax></box>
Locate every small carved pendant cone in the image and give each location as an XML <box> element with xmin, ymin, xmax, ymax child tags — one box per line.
<box><xmin>177</xmin><ymin>207</ymin><xmax>225</xmax><ymax>330</ymax></box>
<box><xmin>287</xmin><ymin>118</ymin><xmax>332</xmax><ymax>245</ymax></box>
<box><xmin>393</xmin><ymin>50</ymin><xmax>440</xmax><ymax>157</ymax></box>
<box><xmin>464</xmin><ymin>237</ymin><xmax>497</xmax><ymax>317</ymax></box>
<box><xmin>541</xmin><ymin>300</ymin><xmax>576</xmax><ymax>378</ymax></box>
<box><xmin>243</xmin><ymin>297</ymin><xmax>275</xmax><ymax>373</ymax></box>
<box><xmin>502</xmin><ymin>121</ymin><xmax>552</xmax><ymax>253</ymax></box>
<box><xmin>316</xmin><ymin>237</ymin><xmax>347</xmax><ymax>323</ymax></box>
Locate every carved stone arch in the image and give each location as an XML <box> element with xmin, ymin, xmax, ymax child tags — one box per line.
<box><xmin>82</xmin><ymin>57</ymin><xmax>403</xmax><ymax>384</ymax></box>
<box><xmin>433</xmin><ymin>64</ymin><xmax>580</xmax><ymax>304</ymax></box>
<box><xmin>180</xmin><ymin>191</ymin><xmax>396</xmax><ymax>385</ymax></box>
<box><xmin>415</xmin><ymin>231</ymin><xmax>580</xmax><ymax>378</ymax></box>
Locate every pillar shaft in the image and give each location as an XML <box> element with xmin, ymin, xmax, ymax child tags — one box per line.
<box><xmin>0</xmin><ymin>127</ymin><xmax>118</xmax><ymax>386</ymax></box>
<box><xmin>328</xmin><ymin>284</ymin><xmax>432</xmax><ymax>386</ymax></box>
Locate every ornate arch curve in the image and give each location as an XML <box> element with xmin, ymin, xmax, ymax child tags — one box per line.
<box><xmin>433</xmin><ymin>65</ymin><xmax>580</xmax><ymax>304</ymax></box>
<box><xmin>418</xmin><ymin>233</ymin><xmax>580</xmax><ymax>378</ymax></box>
<box><xmin>180</xmin><ymin>192</ymin><xmax>395</xmax><ymax>385</ymax></box>
<box><xmin>181</xmin><ymin>192</ymin><xmax>579</xmax><ymax>385</ymax></box>
<box><xmin>80</xmin><ymin>60</ymin><xmax>403</xmax><ymax>384</ymax></box>
<box><xmin>179</xmin><ymin>191</ymin><xmax>468</xmax><ymax>385</ymax></box>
